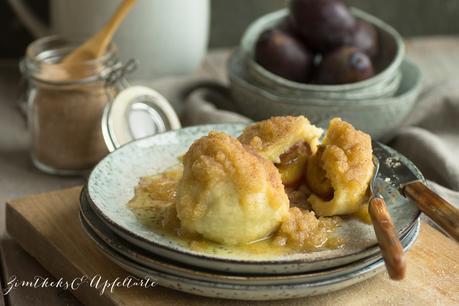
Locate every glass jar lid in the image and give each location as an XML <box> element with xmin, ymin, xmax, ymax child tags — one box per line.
<box><xmin>101</xmin><ymin>85</ymin><xmax>181</xmax><ymax>152</ymax></box>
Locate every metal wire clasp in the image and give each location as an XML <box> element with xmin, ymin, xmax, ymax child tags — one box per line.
<box><xmin>104</xmin><ymin>58</ymin><xmax>138</xmax><ymax>88</ymax></box>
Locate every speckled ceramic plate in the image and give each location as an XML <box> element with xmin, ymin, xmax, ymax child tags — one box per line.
<box><xmin>80</xmin><ymin>208</ymin><xmax>420</xmax><ymax>300</ymax></box>
<box><xmin>86</xmin><ymin>124</ymin><xmax>422</xmax><ymax>274</ymax></box>
<box><xmin>80</xmin><ymin>191</ymin><xmax>420</xmax><ymax>285</ymax></box>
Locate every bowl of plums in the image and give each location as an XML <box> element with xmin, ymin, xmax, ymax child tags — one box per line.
<box><xmin>228</xmin><ymin>0</ymin><xmax>423</xmax><ymax>140</ymax></box>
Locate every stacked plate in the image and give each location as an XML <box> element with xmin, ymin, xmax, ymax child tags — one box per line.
<box><xmin>80</xmin><ymin>124</ymin><xmax>422</xmax><ymax>300</ymax></box>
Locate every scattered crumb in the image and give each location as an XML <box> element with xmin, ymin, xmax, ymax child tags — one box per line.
<box><xmin>385</xmin><ymin>156</ymin><xmax>402</xmax><ymax>168</ymax></box>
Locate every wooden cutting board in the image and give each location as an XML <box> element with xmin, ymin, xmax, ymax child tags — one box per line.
<box><xmin>5</xmin><ymin>186</ymin><xmax>459</xmax><ymax>306</ymax></box>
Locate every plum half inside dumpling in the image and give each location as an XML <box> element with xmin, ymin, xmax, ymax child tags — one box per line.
<box><xmin>239</xmin><ymin>116</ymin><xmax>323</xmax><ymax>187</ymax></box>
<box><xmin>306</xmin><ymin>118</ymin><xmax>374</xmax><ymax>217</ymax></box>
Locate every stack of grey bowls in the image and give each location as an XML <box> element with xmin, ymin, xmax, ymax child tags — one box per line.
<box><xmin>228</xmin><ymin>8</ymin><xmax>423</xmax><ymax>141</ymax></box>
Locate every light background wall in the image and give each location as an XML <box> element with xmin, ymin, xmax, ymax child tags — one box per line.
<box><xmin>2</xmin><ymin>0</ymin><xmax>458</xmax><ymax>58</ymax></box>
<box><xmin>209</xmin><ymin>0</ymin><xmax>459</xmax><ymax>47</ymax></box>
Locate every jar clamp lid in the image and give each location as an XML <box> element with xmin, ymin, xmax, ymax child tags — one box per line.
<box><xmin>102</xmin><ymin>85</ymin><xmax>181</xmax><ymax>152</ymax></box>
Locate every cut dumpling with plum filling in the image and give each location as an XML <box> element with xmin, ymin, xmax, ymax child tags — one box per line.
<box><xmin>175</xmin><ymin>132</ymin><xmax>289</xmax><ymax>245</ymax></box>
<box><xmin>306</xmin><ymin>118</ymin><xmax>374</xmax><ymax>217</ymax></box>
<box><xmin>239</xmin><ymin>116</ymin><xmax>323</xmax><ymax>187</ymax></box>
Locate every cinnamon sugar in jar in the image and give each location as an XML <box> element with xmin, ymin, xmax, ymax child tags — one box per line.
<box><xmin>21</xmin><ymin>36</ymin><xmax>123</xmax><ymax>175</ymax></box>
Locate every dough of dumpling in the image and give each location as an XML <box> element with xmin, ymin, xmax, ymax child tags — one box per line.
<box><xmin>175</xmin><ymin>132</ymin><xmax>289</xmax><ymax>245</ymax></box>
<box><xmin>238</xmin><ymin>116</ymin><xmax>323</xmax><ymax>163</ymax></box>
<box><xmin>307</xmin><ymin>118</ymin><xmax>374</xmax><ymax>217</ymax></box>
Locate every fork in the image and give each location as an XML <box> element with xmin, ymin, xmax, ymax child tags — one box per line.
<box><xmin>368</xmin><ymin>156</ymin><xmax>406</xmax><ymax>280</ymax></box>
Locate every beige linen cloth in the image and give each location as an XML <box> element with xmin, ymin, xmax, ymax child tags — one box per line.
<box><xmin>146</xmin><ymin>75</ymin><xmax>459</xmax><ymax>221</ymax></box>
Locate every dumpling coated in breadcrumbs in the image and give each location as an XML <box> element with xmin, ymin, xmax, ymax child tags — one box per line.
<box><xmin>176</xmin><ymin>132</ymin><xmax>289</xmax><ymax>245</ymax></box>
<box><xmin>306</xmin><ymin>118</ymin><xmax>374</xmax><ymax>217</ymax></box>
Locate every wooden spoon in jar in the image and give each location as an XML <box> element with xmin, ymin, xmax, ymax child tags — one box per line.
<box><xmin>39</xmin><ymin>0</ymin><xmax>137</xmax><ymax>81</ymax></box>
<box><xmin>62</xmin><ymin>0</ymin><xmax>138</xmax><ymax>64</ymax></box>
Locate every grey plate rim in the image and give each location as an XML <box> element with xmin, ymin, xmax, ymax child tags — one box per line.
<box><xmin>79</xmin><ymin>194</ymin><xmax>420</xmax><ymax>284</ymax></box>
<box><xmin>80</xmin><ymin>212</ymin><xmax>420</xmax><ymax>300</ymax></box>
<box><xmin>83</xmin><ymin>184</ymin><xmax>418</xmax><ymax>267</ymax></box>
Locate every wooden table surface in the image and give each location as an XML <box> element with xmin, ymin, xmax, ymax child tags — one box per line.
<box><xmin>1</xmin><ymin>36</ymin><xmax>459</xmax><ymax>305</ymax></box>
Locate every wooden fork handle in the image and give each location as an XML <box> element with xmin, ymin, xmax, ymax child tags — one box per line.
<box><xmin>369</xmin><ymin>197</ymin><xmax>406</xmax><ymax>280</ymax></box>
<box><xmin>402</xmin><ymin>181</ymin><xmax>459</xmax><ymax>242</ymax></box>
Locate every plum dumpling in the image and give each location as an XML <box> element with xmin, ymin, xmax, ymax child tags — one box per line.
<box><xmin>306</xmin><ymin>118</ymin><xmax>374</xmax><ymax>217</ymax></box>
<box><xmin>239</xmin><ymin>116</ymin><xmax>323</xmax><ymax>187</ymax></box>
<box><xmin>175</xmin><ymin>132</ymin><xmax>289</xmax><ymax>245</ymax></box>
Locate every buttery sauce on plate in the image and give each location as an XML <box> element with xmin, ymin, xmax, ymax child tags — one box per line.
<box><xmin>127</xmin><ymin>166</ymin><xmax>347</xmax><ymax>258</ymax></box>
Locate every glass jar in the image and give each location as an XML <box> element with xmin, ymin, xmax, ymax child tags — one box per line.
<box><xmin>20</xmin><ymin>36</ymin><xmax>125</xmax><ymax>175</ymax></box>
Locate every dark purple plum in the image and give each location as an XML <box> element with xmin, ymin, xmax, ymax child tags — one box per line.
<box><xmin>276</xmin><ymin>16</ymin><xmax>298</xmax><ymax>34</ymax></box>
<box><xmin>314</xmin><ymin>46</ymin><xmax>374</xmax><ymax>84</ymax></box>
<box><xmin>255</xmin><ymin>28</ymin><xmax>314</xmax><ymax>82</ymax></box>
<box><xmin>346</xmin><ymin>20</ymin><xmax>379</xmax><ymax>58</ymax></box>
<box><xmin>290</xmin><ymin>0</ymin><xmax>356</xmax><ymax>52</ymax></box>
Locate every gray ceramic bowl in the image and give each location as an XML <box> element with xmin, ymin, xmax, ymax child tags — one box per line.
<box><xmin>228</xmin><ymin>51</ymin><xmax>422</xmax><ymax>141</ymax></box>
<box><xmin>241</xmin><ymin>8</ymin><xmax>405</xmax><ymax>100</ymax></box>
